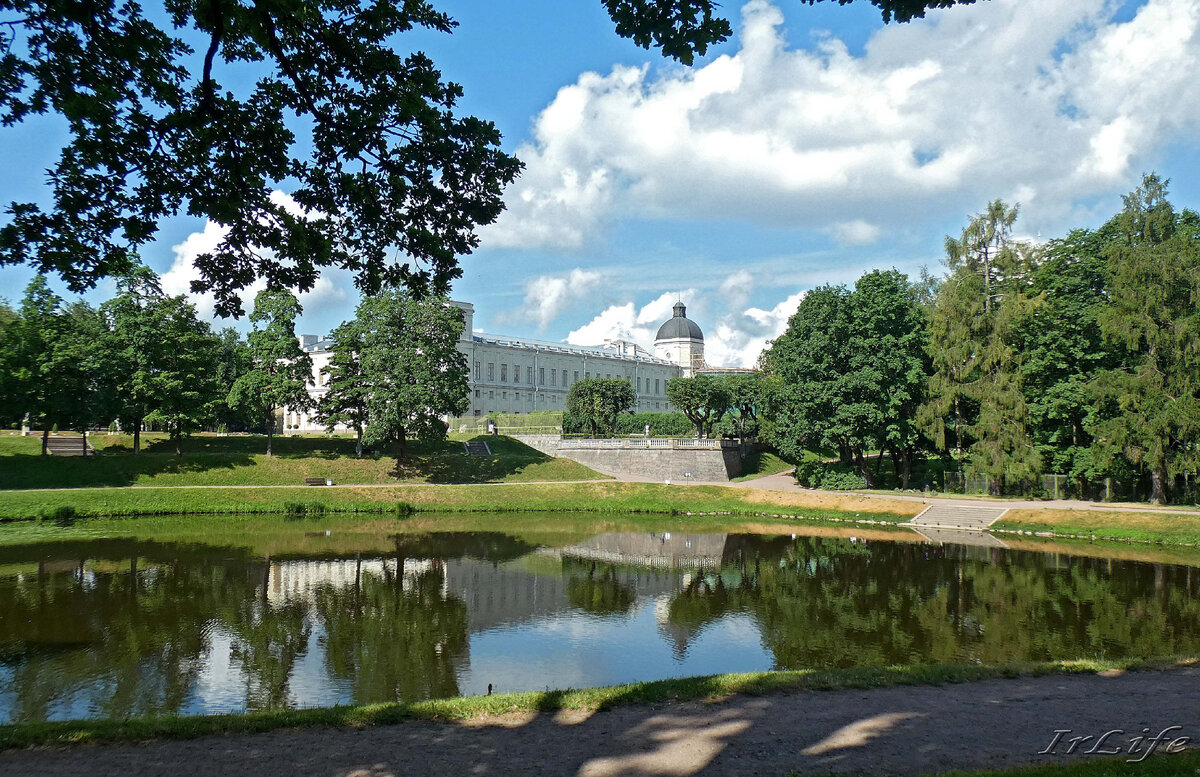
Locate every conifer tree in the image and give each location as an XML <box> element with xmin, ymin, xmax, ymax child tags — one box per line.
<box><xmin>315</xmin><ymin>318</ymin><xmax>370</xmax><ymax>457</ymax></box>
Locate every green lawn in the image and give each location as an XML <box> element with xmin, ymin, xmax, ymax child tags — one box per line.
<box><xmin>0</xmin><ymin>433</ymin><xmax>607</xmax><ymax>490</ymax></box>
<box><xmin>732</xmin><ymin>450</ymin><xmax>795</xmax><ymax>481</ymax></box>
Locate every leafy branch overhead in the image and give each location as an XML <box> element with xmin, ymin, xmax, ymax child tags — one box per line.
<box><xmin>0</xmin><ymin>0</ymin><xmax>522</xmax><ymax>316</ymax></box>
<box><xmin>602</xmin><ymin>0</ymin><xmax>978</xmax><ymax>65</ymax></box>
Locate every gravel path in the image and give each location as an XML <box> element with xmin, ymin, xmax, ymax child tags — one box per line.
<box><xmin>5</xmin><ymin>669</ymin><xmax>1199</xmax><ymax>777</ymax></box>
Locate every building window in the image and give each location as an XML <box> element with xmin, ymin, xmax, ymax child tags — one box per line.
<box><xmin>474</xmin><ymin>389</ymin><xmax>480</xmax><ymax>398</ymax></box>
<box><xmin>474</xmin><ymin>409</ymin><xmax>481</xmax><ymax>417</ymax></box>
<box><xmin>487</xmin><ymin>362</ymin><xmax>495</xmax><ymax>381</ymax></box>
<box><xmin>500</xmin><ymin>364</ymin><xmax>507</xmax><ymax>382</ymax></box>
<box><xmin>474</xmin><ymin>361</ymin><xmax>480</xmax><ymax>379</ymax></box>
<box><xmin>550</xmin><ymin>368</ymin><xmax>556</xmax><ymax>386</ymax></box>
<box><xmin>585</xmin><ymin>372</ymin><xmax>590</xmax><ymax>379</ymax></box>
<box><xmin>637</xmin><ymin>377</ymin><xmax>642</xmax><ymax>392</ymax></box>
<box><xmin>502</xmin><ymin>391</ymin><xmax>507</xmax><ymax>399</ymax></box>
<box><xmin>513</xmin><ymin>364</ymin><xmax>520</xmax><ymax>383</ymax></box>
<box><xmin>527</xmin><ymin>366</ymin><xmax>534</xmax><ymax>384</ymax></box>
<box><xmin>574</xmin><ymin>371</ymin><xmax>579</xmax><ymax>383</ymax></box>
<box><xmin>539</xmin><ymin>367</ymin><xmax>545</xmax><ymax>385</ymax></box>
<box><xmin>515</xmin><ymin>392</ymin><xmax>520</xmax><ymax>400</ymax></box>
<box><xmin>489</xmin><ymin>390</ymin><xmax>494</xmax><ymax>399</ymax></box>
<box><xmin>655</xmin><ymin>379</ymin><xmax>660</xmax><ymax>393</ymax></box>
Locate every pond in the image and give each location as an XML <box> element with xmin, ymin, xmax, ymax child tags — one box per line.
<box><xmin>2</xmin><ymin>520</ymin><xmax>1199</xmax><ymax>723</ymax></box>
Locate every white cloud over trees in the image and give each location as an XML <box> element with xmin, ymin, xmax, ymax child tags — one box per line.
<box><xmin>484</xmin><ymin>0</ymin><xmax>1200</xmax><ymax>250</ymax></box>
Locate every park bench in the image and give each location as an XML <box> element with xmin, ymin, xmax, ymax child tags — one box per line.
<box><xmin>305</xmin><ymin>477</ymin><xmax>333</xmax><ymax>486</ymax></box>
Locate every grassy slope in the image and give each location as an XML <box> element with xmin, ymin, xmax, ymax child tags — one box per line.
<box><xmin>0</xmin><ymin>433</ymin><xmax>606</xmax><ymax>489</ymax></box>
<box><xmin>0</xmin><ymin>657</ymin><xmax>1192</xmax><ymax>750</ymax></box>
<box><xmin>731</xmin><ymin>450</ymin><xmax>795</xmax><ymax>481</ymax></box>
<box><xmin>997</xmin><ymin>508</ymin><xmax>1200</xmax><ymax>546</ymax></box>
<box><xmin>0</xmin><ymin>480</ymin><xmax>921</xmax><ymax>522</ymax></box>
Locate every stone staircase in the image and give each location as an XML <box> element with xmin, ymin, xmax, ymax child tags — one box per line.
<box><xmin>463</xmin><ymin>439</ymin><xmax>491</xmax><ymax>456</ymax></box>
<box><xmin>905</xmin><ymin>502</ymin><xmax>1009</xmax><ymax>532</ymax></box>
<box><xmin>44</xmin><ymin>434</ymin><xmax>96</xmax><ymax>456</ymax></box>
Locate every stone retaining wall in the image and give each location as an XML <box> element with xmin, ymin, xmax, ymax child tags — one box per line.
<box><xmin>512</xmin><ymin>435</ymin><xmax>742</xmax><ymax>482</ymax></box>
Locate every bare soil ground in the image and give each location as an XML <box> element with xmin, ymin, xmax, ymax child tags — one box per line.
<box><xmin>5</xmin><ymin>669</ymin><xmax>1199</xmax><ymax>777</ymax></box>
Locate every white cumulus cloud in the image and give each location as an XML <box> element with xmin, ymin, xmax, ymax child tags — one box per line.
<box><xmin>514</xmin><ymin>268</ymin><xmax>604</xmax><ymax>330</ymax></box>
<box><xmin>484</xmin><ymin>0</ymin><xmax>1200</xmax><ymax>249</ymax></box>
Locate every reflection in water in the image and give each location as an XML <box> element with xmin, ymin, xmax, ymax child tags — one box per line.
<box><xmin>1</xmin><ymin>530</ymin><xmax>1198</xmax><ymax>723</ymax></box>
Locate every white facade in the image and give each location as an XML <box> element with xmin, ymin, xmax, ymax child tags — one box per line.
<box><xmin>653</xmin><ymin>301</ymin><xmax>706</xmax><ymax>377</ymax></box>
<box><xmin>282</xmin><ymin>300</ymin><xmax>691</xmax><ymax>433</ymax></box>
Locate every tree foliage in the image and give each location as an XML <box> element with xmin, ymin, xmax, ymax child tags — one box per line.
<box><xmin>664</xmin><ymin>374</ymin><xmax>730</xmax><ymax>438</ymax></box>
<box><xmin>604</xmin><ymin>0</ymin><xmax>978</xmax><ymax>64</ymax></box>
<box><xmin>566</xmin><ymin>378</ymin><xmax>636</xmax><ymax>437</ymax></box>
<box><xmin>228</xmin><ymin>289</ymin><xmax>312</xmax><ymax>456</ymax></box>
<box><xmin>1089</xmin><ymin>175</ymin><xmax>1200</xmax><ymax>504</ymax></box>
<box><xmin>315</xmin><ymin>317</ymin><xmax>370</xmax><ymax>457</ymax></box>
<box><xmin>0</xmin><ymin>0</ymin><xmax>521</xmax><ymax>315</ymax></box>
<box><xmin>356</xmin><ymin>290</ymin><xmax>468</xmax><ymax>460</ymax></box>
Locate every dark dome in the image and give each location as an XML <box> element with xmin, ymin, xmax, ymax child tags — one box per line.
<box><xmin>655</xmin><ymin>301</ymin><xmax>703</xmax><ymax>341</ymax></box>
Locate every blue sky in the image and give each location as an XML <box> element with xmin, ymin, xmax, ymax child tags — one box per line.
<box><xmin>4</xmin><ymin>0</ymin><xmax>1199</xmax><ymax>366</ymax></box>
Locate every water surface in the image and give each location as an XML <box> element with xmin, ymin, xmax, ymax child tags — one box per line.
<box><xmin>2</xmin><ymin>525</ymin><xmax>1198</xmax><ymax>723</ymax></box>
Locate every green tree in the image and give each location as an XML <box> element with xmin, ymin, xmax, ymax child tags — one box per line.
<box><xmin>848</xmin><ymin>269</ymin><xmax>930</xmax><ymax>488</ymax></box>
<box><xmin>1010</xmin><ymin>227</ymin><xmax>1124</xmax><ymax>490</ymax></box>
<box><xmin>761</xmin><ymin>285</ymin><xmax>853</xmax><ymax>466</ymax></box>
<box><xmin>665</xmin><ymin>374</ymin><xmax>730</xmax><ymax>438</ymax></box>
<box><xmin>145</xmin><ymin>296</ymin><xmax>223</xmax><ymax>456</ymax></box>
<box><xmin>0</xmin><ymin>298</ymin><xmax>20</xmax><ymax>428</ymax></box>
<box><xmin>717</xmin><ymin>373</ymin><xmax>762</xmax><ymax>452</ymax></box>
<box><xmin>211</xmin><ymin>328</ymin><xmax>255</xmax><ymax>432</ymax></box>
<box><xmin>0</xmin><ymin>1</ymin><xmax>521</xmax><ymax>316</ymax></box>
<box><xmin>315</xmin><ymin>318</ymin><xmax>370</xmax><ymax>457</ymax></box>
<box><xmin>228</xmin><ymin>289</ymin><xmax>313</xmax><ymax>456</ymax></box>
<box><xmin>101</xmin><ymin>265</ymin><xmax>167</xmax><ymax>453</ymax></box>
<box><xmin>358</xmin><ymin>290</ymin><xmax>468</xmax><ymax>460</ymax></box>
<box><xmin>921</xmin><ymin>202</ymin><xmax>1041</xmax><ymax>493</ymax></box>
<box><xmin>9</xmin><ymin>277</ymin><xmax>112</xmax><ymax>454</ymax></box>
<box><xmin>1090</xmin><ymin>175</ymin><xmax>1200</xmax><ymax>504</ymax></box>
<box><xmin>566</xmin><ymin>377</ymin><xmax>636</xmax><ymax>437</ymax></box>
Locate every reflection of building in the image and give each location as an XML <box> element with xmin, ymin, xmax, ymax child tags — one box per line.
<box><xmin>265</xmin><ymin>558</ymin><xmax>439</xmax><ymax>605</ymax></box>
<box><xmin>552</xmin><ymin>532</ymin><xmax>729</xmax><ymax>570</ymax></box>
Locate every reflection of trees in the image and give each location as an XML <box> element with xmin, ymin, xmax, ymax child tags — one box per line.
<box><xmin>667</xmin><ymin>537</ymin><xmax>1200</xmax><ymax>669</ymax></box>
<box><xmin>0</xmin><ymin>543</ymin><xmax>262</xmax><ymax>722</ymax></box>
<box><xmin>224</xmin><ymin>593</ymin><xmax>312</xmax><ymax>710</ymax></box>
<box><xmin>312</xmin><ymin>557</ymin><xmax>467</xmax><ymax>704</ymax></box>
<box><xmin>565</xmin><ymin>562</ymin><xmax>635</xmax><ymax>615</ymax></box>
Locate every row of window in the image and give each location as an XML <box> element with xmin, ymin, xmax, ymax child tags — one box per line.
<box><xmin>473</xmin><ymin>361</ymin><xmax>667</xmax><ymax>395</ymax></box>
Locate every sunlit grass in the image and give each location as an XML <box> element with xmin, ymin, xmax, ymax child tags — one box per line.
<box><xmin>1</xmin><ymin>656</ymin><xmax>1192</xmax><ymax>750</ymax></box>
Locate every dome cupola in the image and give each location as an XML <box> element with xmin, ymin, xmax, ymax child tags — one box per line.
<box><xmin>655</xmin><ymin>301</ymin><xmax>703</xmax><ymax>342</ymax></box>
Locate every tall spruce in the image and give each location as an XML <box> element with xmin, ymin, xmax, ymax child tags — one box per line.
<box><xmin>145</xmin><ymin>297</ymin><xmax>223</xmax><ymax>456</ymax></box>
<box><xmin>922</xmin><ymin>202</ymin><xmax>1041</xmax><ymax>493</ymax></box>
<box><xmin>228</xmin><ymin>290</ymin><xmax>313</xmax><ymax>457</ymax></box>
<box><xmin>1091</xmin><ymin>175</ymin><xmax>1200</xmax><ymax>504</ymax></box>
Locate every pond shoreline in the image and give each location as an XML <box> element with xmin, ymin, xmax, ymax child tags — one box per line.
<box><xmin>2</xmin><ymin>657</ymin><xmax>1195</xmax><ymax>750</ymax></box>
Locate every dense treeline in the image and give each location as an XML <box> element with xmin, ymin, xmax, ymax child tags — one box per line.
<box><xmin>760</xmin><ymin>174</ymin><xmax>1200</xmax><ymax>504</ymax></box>
<box><xmin>0</xmin><ymin>268</ymin><xmax>466</xmax><ymax>460</ymax></box>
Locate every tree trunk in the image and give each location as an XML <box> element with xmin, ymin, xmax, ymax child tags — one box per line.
<box><xmin>81</xmin><ymin>430</ymin><xmax>87</xmax><ymax>457</ymax></box>
<box><xmin>266</xmin><ymin>414</ymin><xmax>274</xmax><ymax>457</ymax></box>
<box><xmin>355</xmin><ymin>428</ymin><xmax>363</xmax><ymax>458</ymax></box>
<box><xmin>953</xmin><ymin>399</ymin><xmax>963</xmax><ymax>460</ymax></box>
<box><xmin>133</xmin><ymin>418</ymin><xmax>141</xmax><ymax>455</ymax></box>
<box><xmin>174</xmin><ymin>420</ymin><xmax>183</xmax><ymax>457</ymax></box>
<box><xmin>901</xmin><ymin>449</ymin><xmax>913</xmax><ymax>490</ymax></box>
<box><xmin>1150</xmin><ymin>469</ymin><xmax>1167</xmax><ymax>505</ymax></box>
<box><xmin>41</xmin><ymin>428</ymin><xmax>49</xmax><ymax>456</ymax></box>
<box><xmin>838</xmin><ymin>440</ymin><xmax>852</xmax><ymax>466</ymax></box>
<box><xmin>854</xmin><ymin>449</ymin><xmax>873</xmax><ymax>488</ymax></box>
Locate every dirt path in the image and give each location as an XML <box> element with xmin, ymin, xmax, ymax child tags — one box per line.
<box><xmin>6</xmin><ymin>669</ymin><xmax>1199</xmax><ymax>776</ymax></box>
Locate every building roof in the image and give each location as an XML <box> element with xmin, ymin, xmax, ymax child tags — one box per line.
<box><xmin>655</xmin><ymin>301</ymin><xmax>703</xmax><ymax>342</ymax></box>
<box><xmin>470</xmin><ymin>333</ymin><xmax>677</xmax><ymax>366</ymax></box>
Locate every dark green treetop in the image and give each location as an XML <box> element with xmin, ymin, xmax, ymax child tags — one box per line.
<box><xmin>566</xmin><ymin>377</ymin><xmax>636</xmax><ymax>438</ymax></box>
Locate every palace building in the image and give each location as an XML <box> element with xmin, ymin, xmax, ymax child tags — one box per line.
<box><xmin>282</xmin><ymin>299</ymin><xmax>708</xmax><ymax>432</ymax></box>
